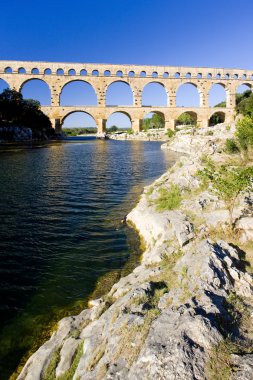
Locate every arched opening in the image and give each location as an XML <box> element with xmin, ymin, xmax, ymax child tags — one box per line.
<box><xmin>128</xmin><ymin>71</ymin><xmax>135</xmax><ymax>77</ymax></box>
<box><xmin>209</xmin><ymin>111</ymin><xmax>225</xmax><ymax>126</ymax></box>
<box><xmin>106</xmin><ymin>111</ymin><xmax>131</xmax><ymax>131</ymax></box>
<box><xmin>142</xmin><ymin>82</ymin><xmax>167</xmax><ymax>106</ymax></box>
<box><xmin>234</xmin><ymin>74</ymin><xmax>239</xmax><ymax>79</ymax></box>
<box><xmin>152</xmin><ymin>71</ymin><xmax>158</xmax><ymax>78</ymax></box>
<box><xmin>20</xmin><ymin>79</ymin><xmax>51</xmax><ymax>106</ymax></box>
<box><xmin>31</xmin><ymin>68</ymin><xmax>39</xmax><ymax>74</ymax></box>
<box><xmin>60</xmin><ymin>81</ymin><xmax>97</xmax><ymax>106</ymax></box>
<box><xmin>163</xmin><ymin>72</ymin><xmax>169</xmax><ymax>78</ymax></box>
<box><xmin>80</xmin><ymin>69</ymin><xmax>87</xmax><ymax>76</ymax></box>
<box><xmin>176</xmin><ymin>111</ymin><xmax>197</xmax><ymax>126</ymax></box>
<box><xmin>225</xmin><ymin>73</ymin><xmax>230</xmax><ymax>79</ymax></box>
<box><xmin>140</xmin><ymin>71</ymin><xmax>146</xmax><ymax>77</ymax></box>
<box><xmin>197</xmin><ymin>73</ymin><xmax>202</xmax><ymax>79</ymax></box>
<box><xmin>92</xmin><ymin>70</ymin><xmax>99</xmax><ymax>76</ymax></box>
<box><xmin>209</xmin><ymin>83</ymin><xmax>227</xmax><ymax>107</ymax></box>
<box><xmin>18</xmin><ymin>67</ymin><xmax>26</xmax><ymax>74</ymax></box>
<box><xmin>62</xmin><ymin>111</ymin><xmax>97</xmax><ymax>135</ymax></box>
<box><xmin>185</xmin><ymin>72</ymin><xmax>191</xmax><ymax>79</ymax></box>
<box><xmin>174</xmin><ymin>72</ymin><xmax>180</xmax><ymax>78</ymax></box>
<box><xmin>4</xmin><ymin>67</ymin><xmax>12</xmax><ymax>74</ymax></box>
<box><xmin>142</xmin><ymin>112</ymin><xmax>165</xmax><ymax>131</ymax></box>
<box><xmin>57</xmin><ymin>68</ymin><xmax>64</xmax><ymax>76</ymax></box>
<box><xmin>116</xmin><ymin>70</ymin><xmax>123</xmax><ymax>77</ymax></box>
<box><xmin>0</xmin><ymin>79</ymin><xmax>10</xmax><ymax>93</ymax></box>
<box><xmin>106</xmin><ymin>81</ymin><xmax>133</xmax><ymax>106</ymax></box>
<box><xmin>207</xmin><ymin>73</ymin><xmax>212</xmax><ymax>79</ymax></box>
<box><xmin>216</xmin><ymin>73</ymin><xmax>221</xmax><ymax>79</ymax></box>
<box><xmin>236</xmin><ymin>83</ymin><xmax>252</xmax><ymax>107</ymax></box>
<box><xmin>176</xmin><ymin>83</ymin><xmax>199</xmax><ymax>107</ymax></box>
<box><xmin>68</xmin><ymin>69</ymin><xmax>76</xmax><ymax>76</ymax></box>
<box><xmin>104</xmin><ymin>70</ymin><xmax>111</xmax><ymax>76</ymax></box>
<box><xmin>44</xmin><ymin>68</ymin><xmax>52</xmax><ymax>75</ymax></box>
<box><xmin>242</xmin><ymin>74</ymin><xmax>247</xmax><ymax>80</ymax></box>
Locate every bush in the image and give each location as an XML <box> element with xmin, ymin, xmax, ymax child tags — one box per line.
<box><xmin>236</xmin><ymin>116</ymin><xmax>253</xmax><ymax>152</ymax></box>
<box><xmin>166</xmin><ymin>129</ymin><xmax>175</xmax><ymax>139</ymax></box>
<box><xmin>225</xmin><ymin>138</ymin><xmax>239</xmax><ymax>154</ymax></box>
<box><xmin>155</xmin><ymin>184</ymin><xmax>182</xmax><ymax>211</ymax></box>
<box><xmin>198</xmin><ymin>162</ymin><xmax>253</xmax><ymax>226</ymax></box>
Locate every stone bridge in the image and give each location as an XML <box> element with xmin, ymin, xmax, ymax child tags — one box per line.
<box><xmin>0</xmin><ymin>60</ymin><xmax>253</xmax><ymax>132</ymax></box>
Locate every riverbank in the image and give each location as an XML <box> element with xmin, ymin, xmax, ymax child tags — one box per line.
<box><xmin>107</xmin><ymin>129</ymin><xmax>167</xmax><ymax>141</ymax></box>
<box><xmin>16</xmin><ymin>123</ymin><xmax>253</xmax><ymax>380</ymax></box>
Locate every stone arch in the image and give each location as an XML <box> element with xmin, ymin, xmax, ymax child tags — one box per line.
<box><xmin>104</xmin><ymin>70</ymin><xmax>111</xmax><ymax>76</ymax></box>
<box><xmin>0</xmin><ymin>78</ymin><xmax>10</xmax><ymax>93</ymax></box>
<box><xmin>68</xmin><ymin>69</ymin><xmax>76</xmax><ymax>76</ymax></box>
<box><xmin>209</xmin><ymin>111</ymin><xmax>226</xmax><ymax>126</ymax></box>
<box><xmin>142</xmin><ymin>111</ymin><xmax>165</xmax><ymax>130</ymax></box>
<box><xmin>236</xmin><ymin>83</ymin><xmax>252</xmax><ymax>92</ymax></box>
<box><xmin>185</xmin><ymin>72</ymin><xmax>191</xmax><ymax>79</ymax></box>
<box><xmin>61</xmin><ymin>110</ymin><xmax>97</xmax><ymax>129</ymax></box>
<box><xmin>106</xmin><ymin>80</ymin><xmax>133</xmax><ymax>106</ymax></box>
<box><xmin>92</xmin><ymin>70</ymin><xmax>99</xmax><ymax>76</ymax></box>
<box><xmin>176</xmin><ymin>111</ymin><xmax>197</xmax><ymax>126</ymax></box>
<box><xmin>44</xmin><ymin>68</ymin><xmax>52</xmax><ymax>75</ymax></box>
<box><xmin>57</xmin><ymin>68</ymin><xmax>64</xmax><ymax>75</ymax></box>
<box><xmin>106</xmin><ymin>110</ymin><xmax>132</xmax><ymax>130</ymax></box>
<box><xmin>116</xmin><ymin>70</ymin><xmax>123</xmax><ymax>77</ymax></box>
<box><xmin>128</xmin><ymin>71</ymin><xmax>135</xmax><ymax>77</ymax></box>
<box><xmin>176</xmin><ymin>83</ymin><xmax>200</xmax><ymax>107</ymax></box>
<box><xmin>163</xmin><ymin>72</ymin><xmax>169</xmax><ymax>78</ymax></box>
<box><xmin>60</xmin><ymin>80</ymin><xmax>97</xmax><ymax>106</ymax></box>
<box><xmin>174</xmin><ymin>72</ymin><xmax>180</xmax><ymax>78</ymax></box>
<box><xmin>208</xmin><ymin>83</ymin><xmax>228</xmax><ymax>107</ymax></box>
<box><xmin>80</xmin><ymin>69</ymin><xmax>87</xmax><ymax>76</ymax></box>
<box><xmin>152</xmin><ymin>71</ymin><xmax>158</xmax><ymax>78</ymax></box>
<box><xmin>140</xmin><ymin>71</ymin><xmax>146</xmax><ymax>77</ymax></box>
<box><xmin>20</xmin><ymin>78</ymin><xmax>51</xmax><ymax>106</ymax></box>
<box><xmin>142</xmin><ymin>82</ymin><xmax>168</xmax><ymax>106</ymax></box>
<box><xmin>4</xmin><ymin>67</ymin><xmax>12</xmax><ymax>74</ymax></box>
<box><xmin>18</xmin><ymin>67</ymin><xmax>26</xmax><ymax>74</ymax></box>
<box><xmin>31</xmin><ymin>68</ymin><xmax>39</xmax><ymax>74</ymax></box>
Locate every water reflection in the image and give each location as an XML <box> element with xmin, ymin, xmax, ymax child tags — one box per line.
<box><xmin>0</xmin><ymin>140</ymin><xmax>180</xmax><ymax>379</ymax></box>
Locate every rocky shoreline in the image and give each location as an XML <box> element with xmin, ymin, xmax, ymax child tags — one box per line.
<box><xmin>16</xmin><ymin>124</ymin><xmax>253</xmax><ymax>380</ymax></box>
<box><xmin>107</xmin><ymin>129</ymin><xmax>167</xmax><ymax>141</ymax></box>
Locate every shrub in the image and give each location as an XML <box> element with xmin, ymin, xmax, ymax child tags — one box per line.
<box><xmin>166</xmin><ymin>129</ymin><xmax>175</xmax><ymax>139</ymax></box>
<box><xmin>236</xmin><ymin>116</ymin><xmax>253</xmax><ymax>152</ymax></box>
<box><xmin>225</xmin><ymin>138</ymin><xmax>240</xmax><ymax>154</ymax></box>
<box><xmin>127</xmin><ymin>128</ymin><xmax>134</xmax><ymax>135</ymax></box>
<box><xmin>198</xmin><ymin>162</ymin><xmax>253</xmax><ymax>226</ymax></box>
<box><xmin>155</xmin><ymin>184</ymin><xmax>182</xmax><ymax>211</ymax></box>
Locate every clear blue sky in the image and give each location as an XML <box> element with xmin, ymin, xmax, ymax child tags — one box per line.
<box><xmin>0</xmin><ymin>0</ymin><xmax>253</xmax><ymax>128</ymax></box>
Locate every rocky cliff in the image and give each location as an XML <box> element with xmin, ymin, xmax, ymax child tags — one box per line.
<box><xmin>17</xmin><ymin>124</ymin><xmax>253</xmax><ymax>380</ymax></box>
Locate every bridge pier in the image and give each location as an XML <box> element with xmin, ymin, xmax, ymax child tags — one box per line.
<box><xmin>97</xmin><ymin>118</ymin><xmax>106</xmax><ymax>133</ymax></box>
<box><xmin>165</xmin><ymin>119</ymin><xmax>175</xmax><ymax>130</ymax></box>
<box><xmin>50</xmin><ymin>118</ymin><xmax>62</xmax><ymax>133</ymax></box>
<box><xmin>132</xmin><ymin>119</ymin><xmax>141</xmax><ymax>133</ymax></box>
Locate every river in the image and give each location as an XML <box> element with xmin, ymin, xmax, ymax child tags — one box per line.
<box><xmin>0</xmin><ymin>138</ymin><xmax>179</xmax><ymax>379</ymax></box>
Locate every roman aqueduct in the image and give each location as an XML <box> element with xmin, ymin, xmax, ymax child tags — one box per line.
<box><xmin>0</xmin><ymin>60</ymin><xmax>253</xmax><ymax>133</ymax></box>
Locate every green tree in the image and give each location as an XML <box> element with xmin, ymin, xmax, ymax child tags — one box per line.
<box><xmin>176</xmin><ymin>113</ymin><xmax>196</xmax><ymax>126</ymax></box>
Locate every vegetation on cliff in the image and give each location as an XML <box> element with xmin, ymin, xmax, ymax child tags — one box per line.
<box><xmin>0</xmin><ymin>89</ymin><xmax>55</xmax><ymax>140</ymax></box>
